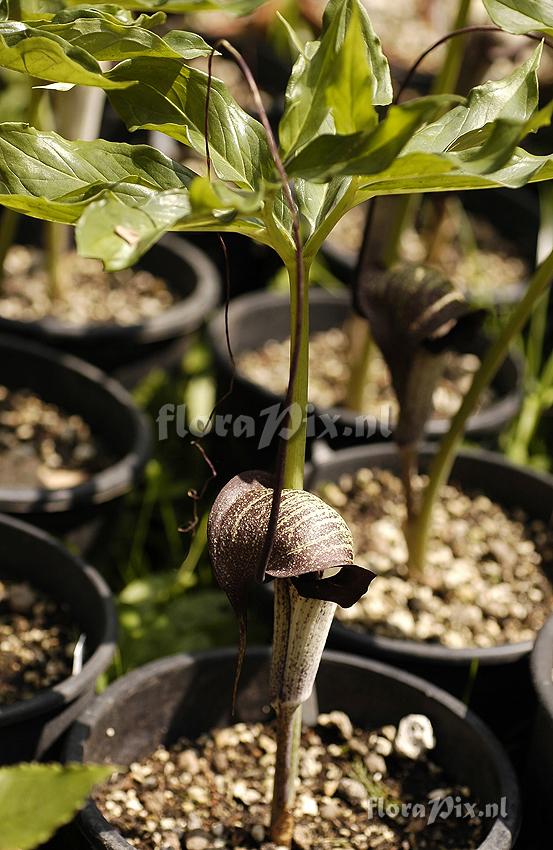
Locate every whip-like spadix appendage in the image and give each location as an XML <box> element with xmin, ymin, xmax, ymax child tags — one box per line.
<box><xmin>207</xmin><ymin>470</ymin><xmax>375</xmax><ymax>617</ymax></box>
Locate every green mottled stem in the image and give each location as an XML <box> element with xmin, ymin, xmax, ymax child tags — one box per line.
<box><xmin>410</xmin><ymin>246</ymin><xmax>553</xmax><ymax>572</ymax></box>
<box><xmin>271</xmin><ymin>701</ymin><xmax>302</xmax><ymax>846</ymax></box>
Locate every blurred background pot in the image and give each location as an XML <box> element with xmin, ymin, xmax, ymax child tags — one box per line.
<box><xmin>0</xmin><ymin>333</ymin><xmax>151</xmax><ymax>551</ymax></box>
<box><xmin>208</xmin><ymin>289</ymin><xmax>522</xmax><ymax>475</ymax></box>
<box><xmin>528</xmin><ymin>614</ymin><xmax>553</xmax><ymax>839</ymax></box>
<box><xmin>0</xmin><ymin>514</ymin><xmax>116</xmax><ymax>764</ymax></box>
<box><xmin>305</xmin><ymin>443</ymin><xmax>553</xmax><ymax>767</ymax></box>
<box><xmin>64</xmin><ymin>647</ymin><xmax>520</xmax><ymax>850</ymax></box>
<box><xmin>0</xmin><ymin>233</ymin><xmax>220</xmax><ymax>386</ymax></box>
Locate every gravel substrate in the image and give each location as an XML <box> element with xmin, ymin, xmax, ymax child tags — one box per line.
<box><xmin>238</xmin><ymin>326</ymin><xmax>491</xmax><ymax>418</ymax></box>
<box><xmin>96</xmin><ymin>712</ymin><xmax>486</xmax><ymax>850</ymax></box>
<box><xmin>0</xmin><ymin>578</ymin><xmax>77</xmax><ymax>705</ymax></box>
<box><xmin>0</xmin><ymin>246</ymin><xmax>174</xmax><ymax>326</ymax></box>
<box><xmin>0</xmin><ymin>385</ymin><xmax>112</xmax><ymax>489</ymax></box>
<box><xmin>318</xmin><ymin>467</ymin><xmax>553</xmax><ymax>648</ymax></box>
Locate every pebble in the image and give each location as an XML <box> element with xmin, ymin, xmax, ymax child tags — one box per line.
<box><xmin>395</xmin><ymin>715</ymin><xmax>436</xmax><ymax>760</ymax></box>
<box><xmin>337</xmin><ymin>778</ymin><xmax>367</xmax><ymax>807</ymax></box>
<box><xmin>232</xmin><ymin>780</ymin><xmax>261</xmax><ymax>805</ymax></box>
<box><xmin>318</xmin><ymin>711</ymin><xmax>353</xmax><ymax>741</ymax></box>
<box><xmin>364</xmin><ymin>753</ymin><xmax>387</xmax><ymax>776</ymax></box>
<box><xmin>185</xmin><ymin>831</ymin><xmax>211</xmax><ymax>850</ymax></box>
<box><xmin>251</xmin><ymin>824</ymin><xmax>265</xmax><ymax>842</ymax></box>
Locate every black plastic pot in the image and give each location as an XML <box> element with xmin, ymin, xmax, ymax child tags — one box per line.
<box><xmin>0</xmin><ymin>513</ymin><xmax>116</xmax><ymax>764</ymax></box>
<box><xmin>0</xmin><ymin>333</ymin><xmax>151</xmax><ymax>544</ymax></box>
<box><xmin>208</xmin><ymin>289</ymin><xmax>522</xmax><ymax>472</ymax></box>
<box><xmin>528</xmin><ymin>614</ymin><xmax>553</xmax><ymax>835</ymax></box>
<box><xmin>323</xmin><ymin>188</ymin><xmax>538</xmax><ymax>308</ymax></box>
<box><xmin>0</xmin><ymin>234</ymin><xmax>220</xmax><ymax>380</ymax></box>
<box><xmin>64</xmin><ymin>647</ymin><xmax>520</xmax><ymax>850</ymax></box>
<box><xmin>306</xmin><ymin>442</ymin><xmax>553</xmax><ymax>765</ymax></box>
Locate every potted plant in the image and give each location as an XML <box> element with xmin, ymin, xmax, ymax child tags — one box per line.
<box><xmin>0</xmin><ymin>512</ymin><xmax>117</xmax><ymax>764</ymax></box>
<box><xmin>64</xmin><ymin>648</ymin><xmax>521</xmax><ymax>849</ymax></box>
<box><xmin>0</xmin><ymin>1</ymin><xmax>226</xmax><ymax>379</ymax></box>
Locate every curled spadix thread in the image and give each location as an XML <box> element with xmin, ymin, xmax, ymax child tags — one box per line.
<box><xmin>208</xmin><ymin>470</ymin><xmax>375</xmax><ymax>617</ymax></box>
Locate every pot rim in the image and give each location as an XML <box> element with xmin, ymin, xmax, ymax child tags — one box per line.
<box><xmin>208</xmin><ymin>289</ymin><xmax>523</xmax><ymax>438</ymax></box>
<box><xmin>0</xmin><ymin>513</ymin><xmax>117</xmax><ymax>725</ymax></box>
<box><xmin>0</xmin><ymin>332</ymin><xmax>152</xmax><ymax>513</ymax></box>
<box><xmin>64</xmin><ymin>646</ymin><xmax>520</xmax><ymax>850</ymax></box>
<box><xmin>531</xmin><ymin>614</ymin><xmax>553</xmax><ymax>721</ymax></box>
<box><xmin>0</xmin><ymin>235</ymin><xmax>220</xmax><ymax>344</ymax></box>
<box><xmin>308</xmin><ymin>442</ymin><xmax>553</xmax><ymax>666</ymax></box>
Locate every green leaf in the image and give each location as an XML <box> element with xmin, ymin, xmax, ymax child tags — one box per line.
<box><xmin>188</xmin><ymin>175</ymin><xmax>264</xmax><ymax>215</ymax></box>
<box><xmin>110</xmin><ymin>0</ymin><xmax>267</xmax><ymax>11</ymax></box>
<box><xmin>324</xmin><ymin>0</ymin><xmax>379</xmax><ymax>135</ymax></box>
<box><xmin>0</xmin><ymin>21</ymin><xmax>130</xmax><ymax>88</ymax></box>
<box><xmin>18</xmin><ymin>0</ymin><xmax>267</xmax><ymax>14</ymax></box>
<box><xmin>0</xmin><ymin>763</ymin><xmax>114</xmax><ymax>850</ymax></box>
<box><xmin>76</xmin><ymin>189</ymin><xmax>192</xmax><ymax>269</ymax></box>
<box><xmin>286</xmin><ymin>95</ymin><xmax>461</xmax><ymax>181</ymax></box>
<box><xmin>406</xmin><ymin>45</ymin><xmax>542</xmax><ymax>156</ymax></box>
<box><xmin>279</xmin><ymin>0</ymin><xmax>392</xmax><ymax>156</ymax></box>
<box><xmin>30</xmin><ymin>8</ymin><xmax>214</xmax><ymax>61</ymax></box>
<box><xmin>295</xmin><ymin>176</ymin><xmax>352</xmax><ymax>242</ymax></box>
<box><xmin>357</xmin><ymin>146</ymin><xmax>553</xmax><ymax>199</ymax></box>
<box><xmin>484</xmin><ymin>0</ymin><xmax>553</xmax><ymax>35</ymax></box>
<box><xmin>0</xmin><ymin>1</ymin><xmax>7</xmax><ymax>22</ymax></box>
<box><xmin>76</xmin><ymin>179</ymin><xmax>268</xmax><ymax>269</ymax></box>
<box><xmin>106</xmin><ymin>58</ymin><xmax>272</xmax><ymax>189</ymax></box>
<box><xmin>0</xmin><ymin>123</ymin><xmax>194</xmax><ymax>221</ymax></box>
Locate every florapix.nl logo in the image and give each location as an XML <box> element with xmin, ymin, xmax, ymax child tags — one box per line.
<box><xmin>156</xmin><ymin>402</ymin><xmax>393</xmax><ymax>448</ymax></box>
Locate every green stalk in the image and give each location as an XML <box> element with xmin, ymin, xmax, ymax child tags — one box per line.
<box><xmin>0</xmin><ymin>209</ymin><xmax>19</xmax><ymax>284</ymax></box>
<box><xmin>379</xmin><ymin>194</ymin><xmax>416</xmax><ymax>269</ymax></box>
<box><xmin>270</xmin><ymin>257</ymin><xmax>311</xmax><ymax>847</ymax></box>
<box><xmin>282</xmin><ymin>258</ymin><xmax>311</xmax><ymax>490</ymax></box>
<box><xmin>0</xmin><ymin>84</ymin><xmax>44</xmax><ymax>287</ymax></box>
<box><xmin>409</xmin><ymin>246</ymin><xmax>553</xmax><ymax>572</ymax></box>
<box><xmin>45</xmin><ymin>221</ymin><xmax>68</xmax><ymax>302</ymax></box>
<box><xmin>345</xmin><ymin>318</ymin><xmax>374</xmax><ymax>412</ymax></box>
<box><xmin>431</xmin><ymin>0</ymin><xmax>472</xmax><ymax>97</ymax></box>
<box><xmin>506</xmin><ymin>392</ymin><xmax>543</xmax><ymax>466</ymax></box>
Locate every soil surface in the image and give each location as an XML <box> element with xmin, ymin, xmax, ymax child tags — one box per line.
<box><xmin>327</xmin><ymin>202</ymin><xmax>528</xmax><ymax>301</ymax></box>
<box><xmin>238</xmin><ymin>326</ymin><xmax>491</xmax><ymax>420</ymax></box>
<box><xmin>0</xmin><ymin>246</ymin><xmax>174</xmax><ymax>326</ymax></box>
<box><xmin>317</xmin><ymin>468</ymin><xmax>553</xmax><ymax>648</ymax></box>
<box><xmin>0</xmin><ymin>578</ymin><xmax>77</xmax><ymax>704</ymax></box>
<box><xmin>0</xmin><ymin>385</ymin><xmax>113</xmax><ymax>489</ymax></box>
<box><xmin>96</xmin><ymin>712</ymin><xmax>487</xmax><ymax>850</ymax></box>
